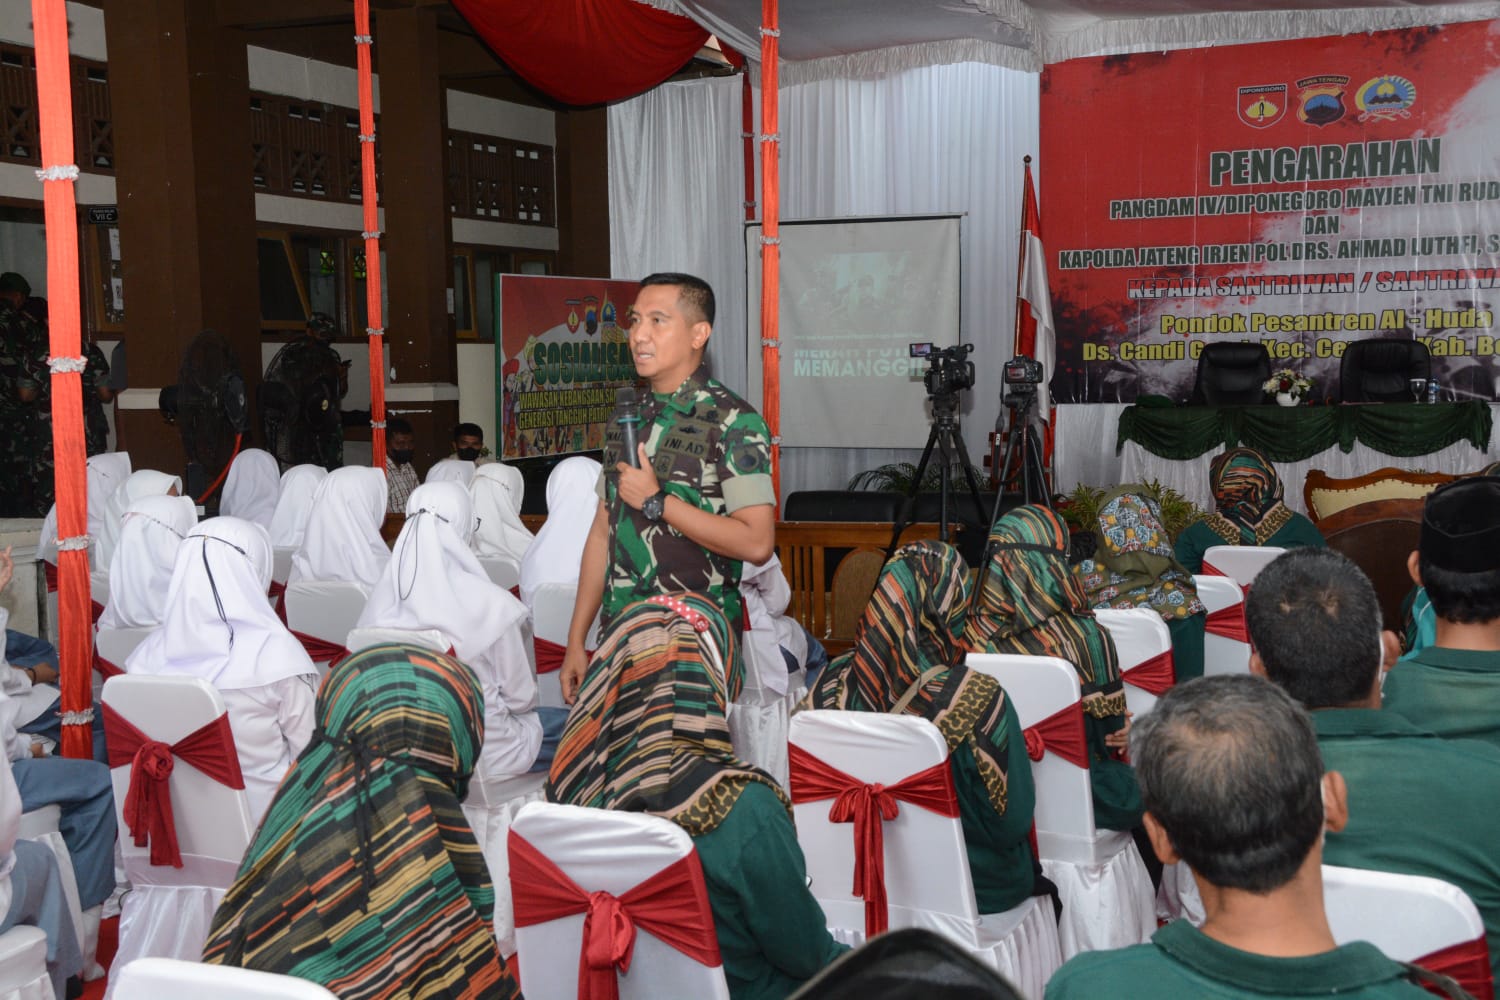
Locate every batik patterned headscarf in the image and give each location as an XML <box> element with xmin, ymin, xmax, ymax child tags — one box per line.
<box><xmin>203</xmin><ymin>644</ymin><xmax>516</xmax><ymax>1000</ymax></box>
<box><xmin>964</xmin><ymin>505</ymin><xmax>1127</xmax><ymax>722</ymax></box>
<box><xmin>547</xmin><ymin>593</ymin><xmax>786</xmax><ymax>837</ymax></box>
<box><xmin>1203</xmin><ymin>446</ymin><xmax>1293</xmax><ymax>545</ymax></box>
<box><xmin>1074</xmin><ymin>488</ymin><xmax>1204</xmax><ymax>621</ymax></box>
<box><xmin>809</xmin><ymin>540</ymin><xmax>1019</xmax><ymax>818</ymax></box>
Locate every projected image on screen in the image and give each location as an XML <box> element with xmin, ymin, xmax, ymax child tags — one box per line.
<box><xmin>747</xmin><ymin>216</ymin><xmax>962</xmax><ymax>449</ymax></box>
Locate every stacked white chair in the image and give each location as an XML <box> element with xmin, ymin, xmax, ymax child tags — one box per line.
<box><xmin>965</xmin><ymin>654</ymin><xmax>1155</xmax><ymax>958</ymax></box>
<box><xmin>1194</xmin><ymin>575</ymin><xmax>1250</xmax><ymax>677</ymax></box>
<box><xmin>477</xmin><ymin>556</ymin><xmax>521</xmax><ymax>592</ymax></box>
<box><xmin>788</xmin><ymin>710</ymin><xmax>1063</xmax><ymax>999</ymax></box>
<box><xmin>1200</xmin><ymin>544</ymin><xmax>1283</xmax><ymax>589</ymax></box>
<box><xmin>509</xmin><ymin>801</ymin><xmax>731</xmax><ymax>1000</ymax></box>
<box><xmin>1093</xmin><ymin>609</ymin><xmax>1174</xmax><ymax>720</ymax></box>
<box><xmin>1324</xmin><ymin>865</ymin><xmax>1491</xmax><ymax>1000</ymax></box>
<box><xmin>0</xmin><ymin>926</ymin><xmax>50</xmax><ymax>1000</ymax></box>
<box><xmin>101</xmin><ymin>675</ymin><xmax>256</xmax><ymax>994</ymax></box>
<box><xmin>284</xmin><ymin>581</ymin><xmax>368</xmax><ymax>671</ymax></box>
<box><xmin>112</xmin><ymin>957</ymin><xmax>339</xmax><ymax>999</ymax></box>
<box><xmin>530</xmin><ymin>582</ymin><xmax>599</xmax><ymax>709</ymax></box>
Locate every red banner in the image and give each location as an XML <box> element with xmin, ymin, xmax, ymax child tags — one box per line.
<box><xmin>1041</xmin><ymin>22</ymin><xmax>1500</xmax><ymax>404</ymax></box>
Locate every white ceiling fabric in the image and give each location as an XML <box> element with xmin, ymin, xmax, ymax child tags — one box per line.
<box><xmin>638</xmin><ymin>0</ymin><xmax>1500</xmax><ymax>80</ymax></box>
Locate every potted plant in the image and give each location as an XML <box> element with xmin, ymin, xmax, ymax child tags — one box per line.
<box><xmin>1263</xmin><ymin>368</ymin><xmax>1314</xmax><ymax>407</ymax></box>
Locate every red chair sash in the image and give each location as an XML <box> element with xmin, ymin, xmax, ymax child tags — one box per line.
<box><xmin>1201</xmin><ymin>560</ymin><xmax>1250</xmax><ymax>598</ymax></box>
<box><xmin>268</xmin><ymin>580</ymin><xmax>288</xmax><ymax>625</ymax></box>
<box><xmin>1023</xmin><ymin>702</ymin><xmax>1090</xmax><ymax>770</ymax></box>
<box><xmin>1205</xmin><ymin>601</ymin><xmax>1249</xmax><ymax>643</ymax></box>
<box><xmin>509</xmin><ymin>832</ymin><xmax>722</xmax><ymax>1000</ymax></box>
<box><xmin>92</xmin><ymin>646</ymin><xmax>124</xmax><ymax>678</ymax></box>
<box><xmin>534</xmin><ymin>636</ymin><xmax>593</xmax><ymax>675</ymax></box>
<box><xmin>1122</xmin><ymin>650</ymin><xmax>1175</xmax><ymax>696</ymax></box>
<box><xmin>1415</xmin><ymin>937</ymin><xmax>1493</xmax><ymax>1000</ymax></box>
<box><xmin>102</xmin><ymin>703</ymin><xmax>245</xmax><ymax>868</ymax></box>
<box><xmin>291</xmin><ymin>629</ymin><xmax>349</xmax><ymax>664</ymax></box>
<box><xmin>788</xmin><ymin>742</ymin><xmax>959</xmax><ymax>937</ymax></box>
<box><xmin>43</xmin><ymin>560</ymin><xmax>56</xmax><ymax>593</ymax></box>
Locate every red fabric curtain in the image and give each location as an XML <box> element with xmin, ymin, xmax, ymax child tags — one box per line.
<box><xmin>448</xmin><ymin>0</ymin><xmax>708</xmax><ymax>106</ymax></box>
<box><xmin>353</xmin><ymin>3</ymin><xmax>387</xmax><ymax>468</ymax></box>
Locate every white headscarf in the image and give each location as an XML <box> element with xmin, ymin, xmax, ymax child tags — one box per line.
<box><xmin>97</xmin><ymin>495</ymin><xmax>198</xmax><ymax>631</ymax></box>
<box><xmin>220</xmin><ymin>449</ymin><xmax>280</xmax><ymax>530</ymax></box>
<box><xmin>288</xmin><ymin>466</ymin><xmax>388</xmax><ymax>589</ymax></box>
<box><xmin>519</xmin><ymin>456</ymin><xmax>602</xmax><ymax>607</ymax></box>
<box><xmin>357</xmin><ymin>482</ymin><xmax>526</xmax><ymax>661</ymax></box>
<box><xmin>125</xmin><ymin>517</ymin><xmax>317</xmax><ymax>690</ymax></box>
<box><xmin>38</xmin><ymin>452</ymin><xmax>132</xmax><ymax>564</ymax></box>
<box><xmin>97</xmin><ymin>469</ymin><xmax>183</xmax><ymax>567</ymax></box>
<box><xmin>469</xmin><ymin>463</ymin><xmax>533</xmax><ymax>563</ymax></box>
<box><xmin>268</xmin><ymin>465</ymin><xmax>327</xmax><ymax>549</ymax></box>
<box><xmin>426</xmin><ymin>459</ymin><xmax>475</xmax><ymax>487</ymax></box>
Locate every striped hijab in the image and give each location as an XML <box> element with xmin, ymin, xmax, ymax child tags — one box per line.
<box><xmin>203</xmin><ymin>645</ymin><xmax>515</xmax><ymax>1000</ymax></box>
<box><xmin>810</xmin><ymin>540</ymin><xmax>1020</xmax><ymax>817</ymax></box>
<box><xmin>965</xmin><ymin>505</ymin><xmax>1127</xmax><ymax>721</ymax></box>
<box><xmin>547</xmin><ymin>594</ymin><xmax>786</xmax><ymax>837</ymax></box>
<box><xmin>1203</xmin><ymin>446</ymin><xmax>1293</xmax><ymax>545</ymax></box>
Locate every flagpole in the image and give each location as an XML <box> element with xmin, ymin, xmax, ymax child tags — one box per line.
<box><xmin>1013</xmin><ymin>155</ymin><xmax>1033</xmax><ymax>361</ymax></box>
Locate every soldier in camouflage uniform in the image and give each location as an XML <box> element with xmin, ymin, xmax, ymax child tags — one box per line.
<box><xmin>559</xmin><ymin>273</ymin><xmax>777</xmax><ymax>703</ymax></box>
<box><xmin>21</xmin><ymin>297</ymin><xmax>114</xmax><ymax>460</ymax></box>
<box><xmin>0</xmin><ymin>274</ymin><xmax>44</xmax><ymax>514</ymax></box>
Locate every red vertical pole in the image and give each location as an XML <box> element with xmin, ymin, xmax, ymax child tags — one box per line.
<box><xmin>758</xmin><ymin>0</ymin><xmax>781</xmax><ymax>510</ymax></box>
<box><xmin>31</xmin><ymin>0</ymin><xmax>90</xmax><ymax>758</ymax></box>
<box><xmin>354</xmin><ymin>3</ymin><xmax>387</xmax><ymax>467</ymax></box>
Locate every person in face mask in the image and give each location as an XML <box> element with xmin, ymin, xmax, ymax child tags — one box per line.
<box><xmin>384</xmin><ymin>416</ymin><xmax>419</xmax><ymax>515</ymax></box>
<box><xmin>451</xmin><ymin>422</ymin><xmax>494</xmax><ymax>466</ymax></box>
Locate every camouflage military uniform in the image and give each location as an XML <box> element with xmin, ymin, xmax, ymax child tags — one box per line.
<box><xmin>0</xmin><ymin>303</ymin><xmax>45</xmax><ymax>514</ymax></box>
<box><xmin>81</xmin><ymin>342</ymin><xmax>111</xmax><ymax>457</ymax></box>
<box><xmin>598</xmin><ymin>367</ymin><xmax>775</xmax><ymax>631</ymax></box>
<box><xmin>16</xmin><ymin>313</ymin><xmax>56</xmax><ymax>514</ymax></box>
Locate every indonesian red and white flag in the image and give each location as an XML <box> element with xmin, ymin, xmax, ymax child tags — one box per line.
<box><xmin>1015</xmin><ymin>161</ymin><xmax>1055</xmax><ymax>416</ymax></box>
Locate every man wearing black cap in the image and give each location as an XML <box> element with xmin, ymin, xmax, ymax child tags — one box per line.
<box><xmin>261</xmin><ymin>312</ymin><xmax>349</xmax><ymax>471</ymax></box>
<box><xmin>1384</xmin><ymin>477</ymin><xmax>1500</xmax><ymax>748</ymax></box>
<box><xmin>0</xmin><ymin>272</ymin><xmax>43</xmax><ymax>514</ymax></box>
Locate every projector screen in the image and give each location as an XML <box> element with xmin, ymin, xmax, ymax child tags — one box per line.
<box><xmin>745</xmin><ymin>215</ymin><xmax>962</xmax><ymax>449</ymax></box>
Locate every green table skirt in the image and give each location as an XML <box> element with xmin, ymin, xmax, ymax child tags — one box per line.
<box><xmin>1116</xmin><ymin>401</ymin><xmax>1492</xmax><ymax>462</ymax></box>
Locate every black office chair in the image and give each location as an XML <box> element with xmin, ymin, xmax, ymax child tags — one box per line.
<box><xmin>1189</xmin><ymin>342</ymin><xmax>1272</xmax><ymax>405</ymax></box>
<box><xmin>1339</xmin><ymin>338</ymin><xmax>1432</xmax><ymax>403</ymax></box>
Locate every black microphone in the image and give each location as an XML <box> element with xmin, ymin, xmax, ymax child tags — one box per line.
<box><xmin>615</xmin><ymin>386</ymin><xmax>642</xmax><ymax>468</ymax></box>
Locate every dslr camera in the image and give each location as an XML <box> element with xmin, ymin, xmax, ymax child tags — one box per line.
<box><xmin>909</xmin><ymin>342</ymin><xmax>976</xmax><ymax>396</ymax></box>
<box><xmin>1002</xmin><ymin>355</ymin><xmax>1044</xmax><ymax>395</ymax></box>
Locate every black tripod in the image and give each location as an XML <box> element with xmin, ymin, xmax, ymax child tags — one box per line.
<box><xmin>886</xmin><ymin>389</ymin><xmax>989</xmax><ymax>561</ymax></box>
<box><xmin>989</xmin><ymin>386</ymin><xmax>1051</xmax><ymax>530</ymax></box>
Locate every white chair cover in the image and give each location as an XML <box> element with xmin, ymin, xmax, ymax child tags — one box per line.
<box><xmin>1093</xmin><ymin>609</ymin><xmax>1174</xmax><ymax>720</ymax></box>
<box><xmin>509</xmin><ymin>801</ymin><xmax>731</xmax><ymax>1000</ymax></box>
<box><xmin>1201</xmin><ymin>545</ymin><xmax>1284</xmax><ymax>588</ymax></box>
<box><xmin>112</xmin><ymin>957</ymin><xmax>338</xmax><ymax>1000</ymax></box>
<box><xmin>100</xmin><ymin>676</ymin><xmax>256</xmax><ymax>1000</ymax></box>
<box><xmin>728</xmin><ymin>635</ymin><xmax>794</xmax><ymax>789</ymax></box>
<box><xmin>13</xmin><ymin>809</ymin><xmax>88</xmax><ymax>979</ymax></box>
<box><xmin>344</xmin><ymin>627</ymin><xmax>449</xmax><ymax>655</ymax></box>
<box><xmin>270</xmin><ymin>547</ymin><xmax>295</xmax><ymax>589</ymax></box>
<box><xmin>284</xmin><ymin>581</ymin><xmax>369</xmax><ymax>667</ymax></box>
<box><xmin>0</xmin><ymin>927</ymin><xmax>51</xmax><ymax>1000</ymax></box>
<box><xmin>1194</xmin><ymin>575</ymin><xmax>1250</xmax><ymax>677</ymax></box>
<box><xmin>478</xmin><ymin>556</ymin><xmax>521</xmax><ymax>592</ymax></box>
<box><xmin>463</xmin><ymin>772</ymin><xmax>547</xmax><ymax>959</ymax></box>
<box><xmin>964</xmin><ymin>654</ymin><xmax>1155</xmax><ymax>958</ymax></box>
<box><xmin>529</xmin><ymin>582</ymin><xmax>599</xmax><ymax>709</ymax></box>
<box><xmin>789</xmin><ymin>710</ymin><xmax>1063</xmax><ymax>997</ymax></box>
<box><xmin>95</xmin><ymin>627</ymin><xmax>152</xmax><ymax>673</ymax></box>
<box><xmin>1323</xmin><ymin>865</ymin><xmax>1485</xmax><ymax>962</ymax></box>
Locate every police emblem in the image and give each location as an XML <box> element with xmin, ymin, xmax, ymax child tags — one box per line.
<box><xmin>1355</xmin><ymin>75</ymin><xmax>1417</xmax><ymax>122</ymax></box>
<box><xmin>1296</xmin><ymin>75</ymin><xmax>1350</xmax><ymax>127</ymax></box>
<box><xmin>1237</xmin><ymin>84</ymin><xmax>1287</xmax><ymax>128</ymax></box>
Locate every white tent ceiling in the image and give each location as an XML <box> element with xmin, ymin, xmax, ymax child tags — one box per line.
<box><xmin>644</xmin><ymin>0</ymin><xmax>1500</xmax><ymax>79</ymax></box>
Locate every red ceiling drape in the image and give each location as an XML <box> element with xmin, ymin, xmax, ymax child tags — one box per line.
<box><xmin>449</xmin><ymin>0</ymin><xmax>709</xmax><ymax>106</ymax></box>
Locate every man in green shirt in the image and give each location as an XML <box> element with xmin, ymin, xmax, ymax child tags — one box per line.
<box><xmin>1248</xmin><ymin>546</ymin><xmax>1500</xmax><ymax>983</ymax></box>
<box><xmin>560</xmin><ymin>273</ymin><xmax>776</xmax><ymax>702</ymax></box>
<box><xmin>1047</xmin><ymin>675</ymin><xmax>1430</xmax><ymax>1000</ymax></box>
<box><xmin>1383</xmin><ymin>477</ymin><xmax>1500</xmax><ymax>747</ymax></box>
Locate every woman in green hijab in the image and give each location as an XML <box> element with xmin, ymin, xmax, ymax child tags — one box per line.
<box><xmin>1175</xmin><ymin>446</ymin><xmax>1325</xmax><ymax>573</ymax></box>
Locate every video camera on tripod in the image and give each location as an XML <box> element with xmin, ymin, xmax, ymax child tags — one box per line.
<box><xmin>909</xmin><ymin>342</ymin><xmax>976</xmax><ymax>397</ymax></box>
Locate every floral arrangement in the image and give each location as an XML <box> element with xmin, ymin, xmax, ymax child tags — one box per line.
<box><xmin>1263</xmin><ymin>368</ymin><xmax>1314</xmax><ymax>397</ymax></box>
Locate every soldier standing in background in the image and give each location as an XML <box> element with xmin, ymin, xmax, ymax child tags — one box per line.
<box><xmin>21</xmin><ymin>297</ymin><xmax>114</xmax><ymax>460</ymax></box>
<box><xmin>0</xmin><ymin>274</ymin><xmax>42</xmax><ymax>514</ymax></box>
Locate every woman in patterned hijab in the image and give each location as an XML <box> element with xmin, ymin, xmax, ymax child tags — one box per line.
<box><xmin>809</xmin><ymin>540</ymin><xmax>1040</xmax><ymax>914</ymax></box>
<box><xmin>964</xmin><ymin>505</ymin><xmax>1142</xmax><ymax>832</ymax></box>
<box><xmin>550</xmin><ymin>594</ymin><xmax>847</xmax><ymax>999</ymax></box>
<box><xmin>1175</xmin><ymin>447</ymin><xmax>1326</xmax><ymax>573</ymax></box>
<box><xmin>1074</xmin><ymin>487</ymin><xmax>1207</xmax><ymax>680</ymax></box>
<box><xmin>203</xmin><ymin>644</ymin><xmax>516</xmax><ymax>1000</ymax></box>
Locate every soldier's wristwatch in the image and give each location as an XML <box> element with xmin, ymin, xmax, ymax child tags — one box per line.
<box><xmin>642</xmin><ymin>490</ymin><xmax>668</xmax><ymax>522</ymax></box>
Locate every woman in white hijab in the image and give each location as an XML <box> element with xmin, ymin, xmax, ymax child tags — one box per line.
<box><xmin>37</xmin><ymin>452</ymin><xmax>132</xmax><ymax>567</ymax></box>
<box><xmin>357</xmin><ymin>481</ymin><xmax>562</xmax><ymax>780</ymax></box>
<box><xmin>96</xmin><ymin>495</ymin><xmax>198</xmax><ymax>631</ymax></box>
<box><xmin>267</xmin><ymin>465</ymin><xmax>326</xmax><ymax>550</ymax></box>
<box><xmin>518</xmin><ymin>456</ymin><xmax>603</xmax><ymax>608</ymax></box>
<box><xmin>219</xmin><ymin>449</ymin><xmax>280</xmax><ymax>531</ymax></box>
<box><xmin>288</xmin><ymin>466</ymin><xmax>388</xmax><ymax>591</ymax></box>
<box><xmin>425</xmin><ymin>458</ymin><xmax>475</xmax><ymax>487</ymax></box>
<box><xmin>469</xmin><ymin>463</ymin><xmax>532</xmax><ymax>564</ymax></box>
<box><xmin>96</xmin><ymin>469</ymin><xmax>183</xmax><ymax>567</ymax></box>
<box><xmin>124</xmin><ymin>517</ymin><xmax>319</xmax><ymax>820</ymax></box>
